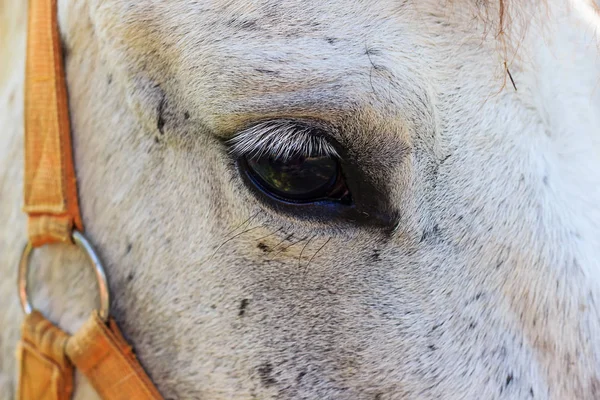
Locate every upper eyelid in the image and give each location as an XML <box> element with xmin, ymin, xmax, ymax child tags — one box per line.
<box><xmin>227</xmin><ymin>120</ymin><xmax>340</xmax><ymax>161</ymax></box>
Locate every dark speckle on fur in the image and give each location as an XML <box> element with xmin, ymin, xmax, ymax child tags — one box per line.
<box><xmin>430</xmin><ymin>322</ymin><xmax>443</xmax><ymax>332</ymax></box>
<box><xmin>257</xmin><ymin>362</ymin><xmax>276</xmax><ymax>387</ymax></box>
<box><xmin>239</xmin><ymin>299</ymin><xmax>249</xmax><ymax>316</ymax></box>
<box><xmin>257</xmin><ymin>242</ymin><xmax>269</xmax><ymax>252</ymax></box>
<box><xmin>184</xmin><ymin>111</ymin><xmax>190</xmax><ymax>120</ymax></box>
<box><xmin>227</xmin><ymin>18</ymin><xmax>258</xmax><ymax>30</ymax></box>
<box><xmin>420</xmin><ymin>225</ymin><xmax>440</xmax><ymax>243</ymax></box>
<box><xmin>255</xmin><ymin>68</ymin><xmax>279</xmax><ymax>75</ymax></box>
<box><xmin>370</xmin><ymin>249</ymin><xmax>381</xmax><ymax>262</ymax></box>
<box><xmin>125</xmin><ymin>243</ymin><xmax>132</xmax><ymax>254</ymax></box>
<box><xmin>432</xmin><ymin>154</ymin><xmax>452</xmax><ymax>187</ymax></box>
<box><xmin>505</xmin><ymin>373</ymin><xmax>514</xmax><ymax>387</ymax></box>
<box><xmin>157</xmin><ymin>93</ymin><xmax>166</xmax><ymax>134</ymax></box>
<box><xmin>127</xmin><ymin>272</ymin><xmax>134</xmax><ymax>282</ymax></box>
<box><xmin>543</xmin><ymin>176</ymin><xmax>549</xmax><ymax>186</ymax></box>
<box><xmin>364</xmin><ymin>47</ymin><xmax>382</xmax><ymax>56</ymax></box>
<box><xmin>325</xmin><ymin>37</ymin><xmax>337</xmax><ymax>44</ymax></box>
<box><xmin>296</xmin><ymin>370</ymin><xmax>306</xmax><ymax>383</ymax></box>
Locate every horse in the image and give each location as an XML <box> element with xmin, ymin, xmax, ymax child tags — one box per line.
<box><xmin>1</xmin><ymin>0</ymin><xmax>600</xmax><ymax>398</ymax></box>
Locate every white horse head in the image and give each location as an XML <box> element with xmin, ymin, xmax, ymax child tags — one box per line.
<box><xmin>1</xmin><ymin>0</ymin><xmax>600</xmax><ymax>398</ymax></box>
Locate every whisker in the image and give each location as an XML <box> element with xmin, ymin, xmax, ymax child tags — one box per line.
<box><xmin>271</xmin><ymin>236</ymin><xmax>308</xmax><ymax>257</ymax></box>
<box><xmin>207</xmin><ymin>212</ymin><xmax>260</xmax><ymax>260</ymax></box>
<box><xmin>223</xmin><ymin>212</ymin><xmax>259</xmax><ymax>239</ymax></box>
<box><xmin>270</xmin><ymin>233</ymin><xmax>294</xmax><ymax>253</ymax></box>
<box><xmin>505</xmin><ymin>62</ymin><xmax>518</xmax><ymax>91</ymax></box>
<box><xmin>255</xmin><ymin>227</ymin><xmax>283</xmax><ymax>242</ymax></box>
<box><xmin>303</xmin><ymin>237</ymin><xmax>331</xmax><ymax>276</ymax></box>
<box><xmin>298</xmin><ymin>235</ymin><xmax>316</xmax><ymax>268</ymax></box>
<box><xmin>209</xmin><ymin>225</ymin><xmax>263</xmax><ymax>261</ymax></box>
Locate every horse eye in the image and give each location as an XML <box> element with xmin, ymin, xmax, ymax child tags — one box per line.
<box><xmin>241</xmin><ymin>154</ymin><xmax>351</xmax><ymax>204</ymax></box>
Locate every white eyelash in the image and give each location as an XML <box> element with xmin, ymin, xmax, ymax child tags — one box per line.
<box><xmin>228</xmin><ymin>120</ymin><xmax>339</xmax><ymax>161</ymax></box>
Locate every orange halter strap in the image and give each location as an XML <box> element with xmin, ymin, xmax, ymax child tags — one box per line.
<box><xmin>24</xmin><ymin>0</ymin><xmax>82</xmax><ymax>247</ymax></box>
<box><xmin>17</xmin><ymin>0</ymin><xmax>163</xmax><ymax>399</ymax></box>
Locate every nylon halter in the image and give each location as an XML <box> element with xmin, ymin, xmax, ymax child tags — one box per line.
<box><xmin>16</xmin><ymin>0</ymin><xmax>163</xmax><ymax>399</ymax></box>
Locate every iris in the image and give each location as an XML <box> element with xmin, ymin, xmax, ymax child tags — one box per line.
<box><xmin>243</xmin><ymin>154</ymin><xmax>349</xmax><ymax>204</ymax></box>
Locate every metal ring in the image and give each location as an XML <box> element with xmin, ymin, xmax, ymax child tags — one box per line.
<box><xmin>18</xmin><ymin>230</ymin><xmax>110</xmax><ymax>322</ymax></box>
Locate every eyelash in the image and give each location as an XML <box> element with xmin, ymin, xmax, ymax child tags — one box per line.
<box><xmin>227</xmin><ymin>120</ymin><xmax>339</xmax><ymax>161</ymax></box>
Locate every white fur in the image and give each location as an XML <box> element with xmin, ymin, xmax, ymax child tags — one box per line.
<box><xmin>1</xmin><ymin>0</ymin><xmax>600</xmax><ymax>399</ymax></box>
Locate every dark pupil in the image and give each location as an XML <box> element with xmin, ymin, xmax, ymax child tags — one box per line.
<box><xmin>246</xmin><ymin>155</ymin><xmax>339</xmax><ymax>202</ymax></box>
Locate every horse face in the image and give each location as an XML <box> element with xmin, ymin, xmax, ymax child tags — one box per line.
<box><xmin>49</xmin><ymin>0</ymin><xmax>600</xmax><ymax>398</ymax></box>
